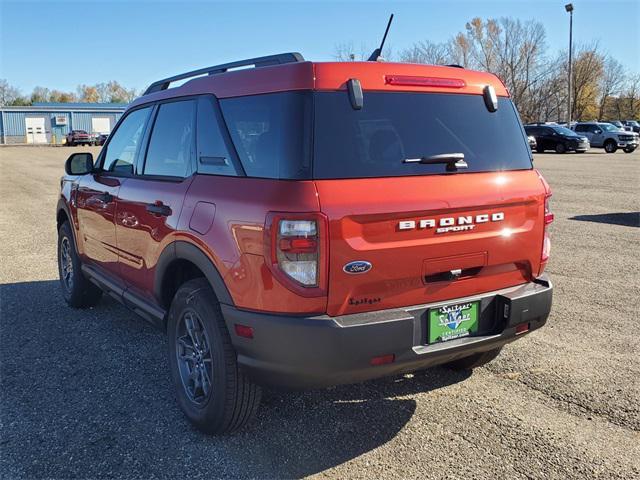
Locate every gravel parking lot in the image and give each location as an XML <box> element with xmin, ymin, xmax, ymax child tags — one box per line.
<box><xmin>1</xmin><ymin>146</ymin><xmax>639</xmax><ymax>479</ymax></box>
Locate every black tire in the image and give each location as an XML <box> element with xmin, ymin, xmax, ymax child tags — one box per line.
<box><xmin>443</xmin><ymin>347</ymin><xmax>503</xmax><ymax>370</ymax></box>
<box><xmin>623</xmin><ymin>147</ymin><xmax>636</xmax><ymax>153</ymax></box>
<box><xmin>555</xmin><ymin>142</ymin><xmax>566</xmax><ymax>154</ymax></box>
<box><xmin>536</xmin><ymin>145</ymin><xmax>544</xmax><ymax>153</ymax></box>
<box><xmin>167</xmin><ymin>278</ymin><xmax>261</xmax><ymax>434</ymax></box>
<box><xmin>604</xmin><ymin>140</ymin><xmax>617</xmax><ymax>153</ymax></box>
<box><xmin>57</xmin><ymin>221</ymin><xmax>102</xmax><ymax>308</ymax></box>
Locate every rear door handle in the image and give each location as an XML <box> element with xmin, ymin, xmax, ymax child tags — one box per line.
<box><xmin>146</xmin><ymin>202</ymin><xmax>172</xmax><ymax>217</ymax></box>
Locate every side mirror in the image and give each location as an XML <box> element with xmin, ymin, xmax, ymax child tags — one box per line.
<box><xmin>65</xmin><ymin>152</ymin><xmax>94</xmax><ymax>175</ymax></box>
<box><xmin>594</xmin><ymin>129</ymin><xmax>602</xmax><ymax>134</ymax></box>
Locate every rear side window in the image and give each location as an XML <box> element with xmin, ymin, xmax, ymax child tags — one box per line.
<box><xmin>219</xmin><ymin>92</ymin><xmax>312</xmax><ymax>179</ymax></box>
<box><xmin>574</xmin><ymin>125</ymin><xmax>587</xmax><ymax>132</ymax></box>
<box><xmin>313</xmin><ymin>92</ymin><xmax>532</xmax><ymax>179</ymax></box>
<box><xmin>196</xmin><ymin>96</ymin><xmax>239</xmax><ymax>176</ymax></box>
<box><xmin>144</xmin><ymin>100</ymin><xmax>195</xmax><ymax>178</ymax></box>
<box><xmin>103</xmin><ymin>107</ymin><xmax>151</xmax><ymax>174</ymax></box>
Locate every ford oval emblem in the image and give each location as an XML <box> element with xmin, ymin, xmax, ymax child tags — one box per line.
<box><xmin>343</xmin><ymin>261</ymin><xmax>372</xmax><ymax>274</ymax></box>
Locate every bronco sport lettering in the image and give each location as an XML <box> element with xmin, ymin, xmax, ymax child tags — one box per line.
<box><xmin>56</xmin><ymin>52</ymin><xmax>553</xmax><ymax>434</ymax></box>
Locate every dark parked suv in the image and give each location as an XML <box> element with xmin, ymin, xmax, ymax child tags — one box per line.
<box><xmin>57</xmin><ymin>53</ymin><xmax>554</xmax><ymax>434</ymax></box>
<box><xmin>524</xmin><ymin>124</ymin><xmax>589</xmax><ymax>153</ymax></box>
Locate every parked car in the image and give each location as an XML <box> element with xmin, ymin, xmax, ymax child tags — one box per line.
<box><xmin>528</xmin><ymin>135</ymin><xmax>537</xmax><ymax>151</ymax></box>
<box><xmin>57</xmin><ymin>52</ymin><xmax>554</xmax><ymax>434</ymax></box>
<box><xmin>65</xmin><ymin>130</ymin><xmax>95</xmax><ymax>146</ymax></box>
<box><xmin>605</xmin><ymin>120</ymin><xmax>626</xmax><ymax>130</ymax></box>
<box><xmin>622</xmin><ymin>120</ymin><xmax>640</xmax><ymax>133</ymax></box>
<box><xmin>524</xmin><ymin>124</ymin><xmax>589</xmax><ymax>153</ymax></box>
<box><xmin>96</xmin><ymin>133</ymin><xmax>109</xmax><ymax>146</ymax></box>
<box><xmin>573</xmin><ymin>122</ymin><xmax>639</xmax><ymax>153</ymax></box>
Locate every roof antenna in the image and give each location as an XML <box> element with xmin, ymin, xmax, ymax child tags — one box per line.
<box><xmin>367</xmin><ymin>14</ymin><xmax>394</xmax><ymax>62</ymax></box>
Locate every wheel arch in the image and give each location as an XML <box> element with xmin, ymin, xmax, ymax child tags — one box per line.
<box><xmin>155</xmin><ymin>241</ymin><xmax>234</xmax><ymax>310</ymax></box>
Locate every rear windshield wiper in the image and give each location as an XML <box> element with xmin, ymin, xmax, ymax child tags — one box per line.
<box><xmin>403</xmin><ymin>153</ymin><xmax>468</xmax><ymax>172</ymax></box>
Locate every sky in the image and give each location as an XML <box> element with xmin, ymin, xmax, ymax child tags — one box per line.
<box><xmin>1</xmin><ymin>0</ymin><xmax>638</xmax><ymax>94</ymax></box>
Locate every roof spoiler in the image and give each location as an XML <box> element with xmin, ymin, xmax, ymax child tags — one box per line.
<box><xmin>143</xmin><ymin>52</ymin><xmax>305</xmax><ymax>95</ymax></box>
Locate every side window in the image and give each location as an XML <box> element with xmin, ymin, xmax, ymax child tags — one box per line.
<box><xmin>143</xmin><ymin>100</ymin><xmax>195</xmax><ymax>178</ymax></box>
<box><xmin>219</xmin><ymin>92</ymin><xmax>312</xmax><ymax>179</ymax></box>
<box><xmin>589</xmin><ymin>125</ymin><xmax>599</xmax><ymax>133</ymax></box>
<box><xmin>575</xmin><ymin>125</ymin><xmax>586</xmax><ymax>132</ymax></box>
<box><xmin>103</xmin><ymin>107</ymin><xmax>152</xmax><ymax>174</ymax></box>
<box><xmin>196</xmin><ymin>96</ymin><xmax>238</xmax><ymax>176</ymax></box>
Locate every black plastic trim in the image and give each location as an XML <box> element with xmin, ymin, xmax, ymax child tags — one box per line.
<box><xmin>221</xmin><ymin>278</ymin><xmax>553</xmax><ymax>389</ymax></box>
<box><xmin>81</xmin><ymin>263</ymin><xmax>166</xmax><ymax>329</ymax></box>
<box><xmin>154</xmin><ymin>241</ymin><xmax>234</xmax><ymax>307</ymax></box>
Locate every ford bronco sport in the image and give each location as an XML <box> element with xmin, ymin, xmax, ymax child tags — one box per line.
<box><xmin>57</xmin><ymin>52</ymin><xmax>553</xmax><ymax>434</ymax></box>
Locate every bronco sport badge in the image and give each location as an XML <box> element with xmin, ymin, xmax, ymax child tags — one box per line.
<box><xmin>398</xmin><ymin>212</ymin><xmax>504</xmax><ymax>234</ymax></box>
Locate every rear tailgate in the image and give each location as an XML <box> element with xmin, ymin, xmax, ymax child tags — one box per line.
<box><xmin>317</xmin><ymin>170</ymin><xmax>545</xmax><ymax>316</ymax></box>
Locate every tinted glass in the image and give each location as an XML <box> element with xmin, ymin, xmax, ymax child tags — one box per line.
<box><xmin>196</xmin><ymin>96</ymin><xmax>238</xmax><ymax>176</ymax></box>
<box><xmin>103</xmin><ymin>107</ymin><xmax>151</xmax><ymax>174</ymax></box>
<box><xmin>314</xmin><ymin>92</ymin><xmax>532</xmax><ymax>179</ymax></box>
<box><xmin>220</xmin><ymin>92</ymin><xmax>312</xmax><ymax>179</ymax></box>
<box><xmin>144</xmin><ymin>100</ymin><xmax>195</xmax><ymax>177</ymax></box>
<box><xmin>550</xmin><ymin>126</ymin><xmax>578</xmax><ymax>136</ymax></box>
<box><xmin>574</xmin><ymin>124</ymin><xmax>587</xmax><ymax>132</ymax></box>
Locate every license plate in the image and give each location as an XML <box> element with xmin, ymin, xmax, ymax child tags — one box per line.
<box><xmin>428</xmin><ymin>301</ymin><xmax>479</xmax><ymax>344</ymax></box>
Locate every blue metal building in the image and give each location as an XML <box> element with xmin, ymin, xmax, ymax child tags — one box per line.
<box><xmin>0</xmin><ymin>102</ymin><xmax>127</xmax><ymax>145</ymax></box>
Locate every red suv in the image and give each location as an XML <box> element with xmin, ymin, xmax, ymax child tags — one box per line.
<box><xmin>57</xmin><ymin>53</ymin><xmax>553</xmax><ymax>433</ymax></box>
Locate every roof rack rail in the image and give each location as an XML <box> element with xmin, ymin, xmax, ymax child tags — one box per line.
<box><xmin>143</xmin><ymin>52</ymin><xmax>305</xmax><ymax>95</ymax></box>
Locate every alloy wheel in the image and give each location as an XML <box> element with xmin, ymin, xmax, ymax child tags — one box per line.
<box><xmin>176</xmin><ymin>310</ymin><xmax>214</xmax><ymax>405</ymax></box>
<box><xmin>60</xmin><ymin>236</ymin><xmax>74</xmax><ymax>291</ymax></box>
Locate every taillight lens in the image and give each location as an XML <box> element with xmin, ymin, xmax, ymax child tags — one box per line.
<box><xmin>277</xmin><ymin>219</ymin><xmax>319</xmax><ymax>286</ymax></box>
<box><xmin>541</xmin><ymin>194</ymin><xmax>553</xmax><ymax>264</ymax></box>
<box><xmin>265</xmin><ymin>213</ymin><xmax>328</xmax><ymax>296</ymax></box>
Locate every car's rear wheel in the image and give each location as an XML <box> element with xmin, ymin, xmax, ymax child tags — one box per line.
<box><xmin>555</xmin><ymin>143</ymin><xmax>566</xmax><ymax>154</ymax></box>
<box><xmin>444</xmin><ymin>347</ymin><xmax>503</xmax><ymax>370</ymax></box>
<box><xmin>167</xmin><ymin>278</ymin><xmax>261</xmax><ymax>434</ymax></box>
<box><xmin>604</xmin><ymin>140</ymin><xmax>617</xmax><ymax>153</ymax></box>
<box><xmin>57</xmin><ymin>221</ymin><xmax>102</xmax><ymax>308</ymax></box>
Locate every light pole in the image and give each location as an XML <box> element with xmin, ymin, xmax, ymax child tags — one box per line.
<box><xmin>565</xmin><ymin>3</ymin><xmax>574</xmax><ymax>124</ymax></box>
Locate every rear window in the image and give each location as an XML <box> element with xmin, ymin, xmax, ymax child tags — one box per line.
<box><xmin>314</xmin><ymin>92</ymin><xmax>532</xmax><ymax>179</ymax></box>
<box><xmin>219</xmin><ymin>91</ymin><xmax>531</xmax><ymax>180</ymax></box>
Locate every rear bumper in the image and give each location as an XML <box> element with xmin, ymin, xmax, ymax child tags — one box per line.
<box><xmin>222</xmin><ymin>276</ymin><xmax>552</xmax><ymax>389</ymax></box>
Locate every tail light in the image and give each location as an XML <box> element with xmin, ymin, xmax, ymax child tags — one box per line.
<box><xmin>265</xmin><ymin>213</ymin><xmax>328</xmax><ymax>297</ymax></box>
<box><xmin>536</xmin><ymin>170</ymin><xmax>553</xmax><ymax>275</ymax></box>
<box><xmin>541</xmin><ymin>193</ymin><xmax>553</xmax><ymax>267</ymax></box>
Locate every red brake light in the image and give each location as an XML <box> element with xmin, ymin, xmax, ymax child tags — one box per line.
<box><xmin>544</xmin><ymin>195</ymin><xmax>554</xmax><ymax>225</ymax></box>
<box><xmin>278</xmin><ymin>237</ymin><xmax>318</xmax><ymax>253</ymax></box>
<box><xmin>385</xmin><ymin>75</ymin><xmax>466</xmax><ymax>88</ymax></box>
<box><xmin>264</xmin><ymin>213</ymin><xmax>328</xmax><ymax>297</ymax></box>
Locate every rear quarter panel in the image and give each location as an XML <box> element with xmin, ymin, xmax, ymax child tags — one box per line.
<box><xmin>178</xmin><ymin>175</ymin><xmax>325</xmax><ymax>314</ymax></box>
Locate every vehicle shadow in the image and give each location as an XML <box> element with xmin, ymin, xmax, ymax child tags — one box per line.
<box><xmin>0</xmin><ymin>279</ymin><xmax>471</xmax><ymax>479</ymax></box>
<box><xmin>570</xmin><ymin>212</ymin><xmax>639</xmax><ymax>227</ymax></box>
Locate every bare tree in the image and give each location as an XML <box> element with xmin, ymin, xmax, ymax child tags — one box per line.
<box><xmin>399</xmin><ymin>41</ymin><xmax>451</xmax><ymax>64</ymax></box>
<box><xmin>0</xmin><ymin>79</ymin><xmax>25</xmax><ymax>106</ymax></box>
<box><xmin>30</xmin><ymin>86</ymin><xmax>51</xmax><ymax>103</ymax></box>
<box><xmin>598</xmin><ymin>56</ymin><xmax>625</xmax><ymax>119</ymax></box>
<box><xmin>334</xmin><ymin>42</ymin><xmax>393</xmax><ymax>62</ymax></box>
